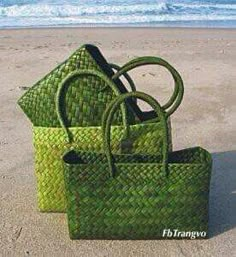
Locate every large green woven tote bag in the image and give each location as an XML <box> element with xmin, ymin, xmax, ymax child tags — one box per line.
<box><xmin>62</xmin><ymin>91</ymin><xmax>212</xmax><ymax>240</ymax></box>
<box><xmin>32</xmin><ymin>57</ymin><xmax>184</xmax><ymax>213</ymax></box>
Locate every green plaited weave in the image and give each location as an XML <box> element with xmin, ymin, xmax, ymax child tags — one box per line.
<box><xmin>33</xmin><ymin>74</ymin><xmax>173</xmax><ymax>212</ymax></box>
<box><xmin>17</xmin><ymin>44</ymin><xmax>184</xmax><ymax>127</ymax></box>
<box><xmin>62</xmin><ymin>92</ymin><xmax>212</xmax><ymax>240</ymax></box>
<box><xmin>17</xmin><ymin>46</ymin><xmax>184</xmax><ymax>213</ymax></box>
<box><xmin>17</xmin><ymin>44</ymin><xmax>138</xmax><ymax>127</ymax></box>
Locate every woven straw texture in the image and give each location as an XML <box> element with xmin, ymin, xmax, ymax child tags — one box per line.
<box><xmin>62</xmin><ymin>92</ymin><xmax>212</xmax><ymax>240</ymax></box>
<box><xmin>18</xmin><ymin>48</ymin><xmax>184</xmax><ymax>128</ymax></box>
<box><xmin>34</xmin><ymin>118</ymin><xmax>171</xmax><ymax>212</ymax></box>
<box><xmin>31</xmin><ymin>54</ymin><xmax>185</xmax><ymax>213</ymax></box>
<box><xmin>17</xmin><ymin>44</ymin><xmax>135</xmax><ymax>127</ymax></box>
<box><xmin>63</xmin><ymin>147</ymin><xmax>212</xmax><ymax>240</ymax></box>
<box><xmin>19</xmin><ymin>51</ymin><xmax>184</xmax><ymax>213</ymax></box>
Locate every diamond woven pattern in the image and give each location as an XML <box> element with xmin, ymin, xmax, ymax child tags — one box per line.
<box><xmin>18</xmin><ymin>46</ymin><xmax>125</xmax><ymax>127</ymax></box>
<box><xmin>63</xmin><ymin>147</ymin><xmax>212</xmax><ymax>239</ymax></box>
<box><xmin>33</xmin><ymin>121</ymin><xmax>171</xmax><ymax>212</ymax></box>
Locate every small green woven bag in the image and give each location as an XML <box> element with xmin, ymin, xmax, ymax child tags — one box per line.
<box><xmin>63</xmin><ymin>91</ymin><xmax>212</xmax><ymax>240</ymax></box>
<box><xmin>29</xmin><ymin>56</ymin><xmax>184</xmax><ymax>213</ymax></box>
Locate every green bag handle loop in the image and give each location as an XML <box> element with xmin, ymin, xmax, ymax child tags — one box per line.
<box><xmin>109</xmin><ymin>63</ymin><xmax>137</xmax><ymax>94</ymax></box>
<box><xmin>102</xmin><ymin>91</ymin><xmax>169</xmax><ymax>178</ymax></box>
<box><xmin>56</xmin><ymin>69</ymin><xmax>129</xmax><ymax>143</ymax></box>
<box><xmin>112</xmin><ymin>56</ymin><xmax>184</xmax><ymax>117</ymax></box>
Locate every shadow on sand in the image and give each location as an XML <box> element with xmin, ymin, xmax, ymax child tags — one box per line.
<box><xmin>209</xmin><ymin>150</ymin><xmax>236</xmax><ymax>238</ymax></box>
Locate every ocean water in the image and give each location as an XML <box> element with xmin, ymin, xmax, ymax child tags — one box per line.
<box><xmin>0</xmin><ymin>0</ymin><xmax>236</xmax><ymax>28</ymax></box>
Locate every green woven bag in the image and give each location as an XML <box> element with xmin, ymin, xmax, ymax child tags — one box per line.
<box><xmin>17</xmin><ymin>44</ymin><xmax>184</xmax><ymax>127</ymax></box>
<box><xmin>30</xmin><ymin>56</ymin><xmax>184</xmax><ymax>213</ymax></box>
<box><xmin>17</xmin><ymin>44</ymin><xmax>139</xmax><ymax>127</ymax></box>
<box><xmin>63</xmin><ymin>91</ymin><xmax>212</xmax><ymax>240</ymax></box>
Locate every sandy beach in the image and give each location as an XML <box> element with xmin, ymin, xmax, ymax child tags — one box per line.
<box><xmin>0</xmin><ymin>27</ymin><xmax>235</xmax><ymax>256</ymax></box>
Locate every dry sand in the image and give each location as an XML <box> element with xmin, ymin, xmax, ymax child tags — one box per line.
<box><xmin>0</xmin><ymin>28</ymin><xmax>235</xmax><ymax>257</ymax></box>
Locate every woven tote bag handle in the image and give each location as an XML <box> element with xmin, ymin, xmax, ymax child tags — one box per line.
<box><xmin>56</xmin><ymin>69</ymin><xmax>129</xmax><ymax>143</ymax></box>
<box><xmin>109</xmin><ymin>63</ymin><xmax>137</xmax><ymax>93</ymax></box>
<box><xmin>112</xmin><ymin>56</ymin><xmax>184</xmax><ymax>117</ymax></box>
<box><xmin>102</xmin><ymin>91</ymin><xmax>169</xmax><ymax>177</ymax></box>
